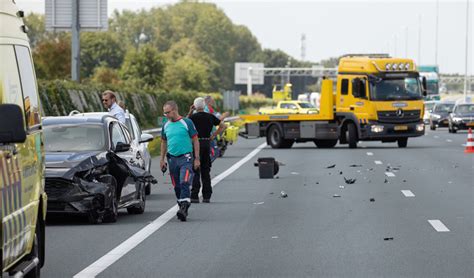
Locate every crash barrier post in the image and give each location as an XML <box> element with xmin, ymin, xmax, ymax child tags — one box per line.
<box><xmin>465</xmin><ymin>128</ymin><xmax>474</xmax><ymax>153</ymax></box>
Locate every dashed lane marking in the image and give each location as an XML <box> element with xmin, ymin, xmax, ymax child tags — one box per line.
<box><xmin>74</xmin><ymin>142</ymin><xmax>268</xmax><ymax>278</ymax></box>
<box><xmin>401</xmin><ymin>190</ymin><xmax>415</xmax><ymax>197</ymax></box>
<box><xmin>366</xmin><ymin>152</ymin><xmax>374</xmax><ymax>156</ymax></box>
<box><xmin>446</xmin><ymin>139</ymin><xmax>453</xmax><ymax>142</ymax></box>
<box><xmin>428</xmin><ymin>220</ymin><xmax>450</xmax><ymax>232</ymax></box>
<box><xmin>374</xmin><ymin>160</ymin><xmax>383</xmax><ymax>165</ymax></box>
<box><xmin>385</xmin><ymin>172</ymin><xmax>396</xmax><ymax>177</ymax></box>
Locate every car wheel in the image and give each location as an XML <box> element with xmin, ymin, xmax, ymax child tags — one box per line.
<box><xmin>88</xmin><ymin>210</ymin><xmax>103</xmax><ymax>224</ymax></box>
<box><xmin>430</xmin><ymin>124</ymin><xmax>436</xmax><ymax>130</ymax></box>
<box><xmin>103</xmin><ymin>189</ymin><xmax>118</xmax><ymax>223</ymax></box>
<box><xmin>397</xmin><ymin>138</ymin><xmax>408</xmax><ymax>148</ymax></box>
<box><xmin>347</xmin><ymin>123</ymin><xmax>358</xmax><ymax>149</ymax></box>
<box><xmin>127</xmin><ymin>183</ymin><xmax>146</xmax><ymax>214</ymax></box>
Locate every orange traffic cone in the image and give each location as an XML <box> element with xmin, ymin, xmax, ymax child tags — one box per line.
<box><xmin>465</xmin><ymin>128</ymin><xmax>474</xmax><ymax>153</ymax></box>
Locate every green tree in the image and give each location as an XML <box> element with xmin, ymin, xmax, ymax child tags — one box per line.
<box><xmin>91</xmin><ymin>65</ymin><xmax>121</xmax><ymax>85</ymax></box>
<box><xmin>33</xmin><ymin>34</ymin><xmax>71</xmax><ymax>79</ymax></box>
<box><xmin>80</xmin><ymin>32</ymin><xmax>126</xmax><ymax>78</ymax></box>
<box><xmin>120</xmin><ymin>44</ymin><xmax>164</xmax><ymax>88</ymax></box>
<box><xmin>24</xmin><ymin>13</ymin><xmax>46</xmax><ymax>48</ymax></box>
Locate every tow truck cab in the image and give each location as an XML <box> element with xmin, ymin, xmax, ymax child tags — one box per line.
<box><xmin>1</xmin><ymin>1</ymin><xmax>47</xmax><ymax>277</ymax></box>
<box><xmin>335</xmin><ymin>54</ymin><xmax>426</xmax><ymax>147</ymax></box>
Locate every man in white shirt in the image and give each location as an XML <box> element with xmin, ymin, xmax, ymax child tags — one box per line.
<box><xmin>102</xmin><ymin>90</ymin><xmax>126</xmax><ymax>123</ymax></box>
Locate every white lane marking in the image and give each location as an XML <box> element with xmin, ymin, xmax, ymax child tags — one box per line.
<box><xmin>385</xmin><ymin>172</ymin><xmax>396</xmax><ymax>177</ymax></box>
<box><xmin>291</xmin><ymin>172</ymin><xmax>300</xmax><ymax>175</ymax></box>
<box><xmin>253</xmin><ymin>202</ymin><xmax>264</xmax><ymax>205</ymax></box>
<box><xmin>446</xmin><ymin>139</ymin><xmax>453</xmax><ymax>142</ymax></box>
<box><xmin>366</xmin><ymin>152</ymin><xmax>374</xmax><ymax>156</ymax></box>
<box><xmin>428</xmin><ymin>220</ymin><xmax>450</xmax><ymax>232</ymax></box>
<box><xmin>74</xmin><ymin>142</ymin><xmax>268</xmax><ymax>278</ymax></box>
<box><xmin>374</xmin><ymin>160</ymin><xmax>383</xmax><ymax>165</ymax></box>
<box><xmin>401</xmin><ymin>190</ymin><xmax>415</xmax><ymax>197</ymax></box>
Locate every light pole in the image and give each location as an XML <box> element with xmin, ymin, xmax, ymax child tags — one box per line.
<box><xmin>404</xmin><ymin>26</ymin><xmax>408</xmax><ymax>57</ymax></box>
<box><xmin>463</xmin><ymin>0</ymin><xmax>470</xmax><ymax>102</ymax></box>
<box><xmin>435</xmin><ymin>0</ymin><xmax>439</xmax><ymax>65</ymax></box>
<box><xmin>418</xmin><ymin>14</ymin><xmax>422</xmax><ymax>65</ymax></box>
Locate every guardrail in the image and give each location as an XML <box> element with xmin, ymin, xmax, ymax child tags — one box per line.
<box><xmin>143</xmin><ymin>116</ymin><xmax>241</xmax><ymax>138</ymax></box>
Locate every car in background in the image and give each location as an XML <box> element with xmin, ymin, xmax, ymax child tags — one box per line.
<box><xmin>43</xmin><ymin>114</ymin><xmax>156</xmax><ymax>224</ymax></box>
<box><xmin>71</xmin><ymin>111</ymin><xmax>155</xmax><ymax>194</ymax></box>
<box><xmin>429</xmin><ymin>102</ymin><xmax>455</xmax><ymax>130</ymax></box>
<box><xmin>423</xmin><ymin>100</ymin><xmax>439</xmax><ymax>124</ymax></box>
<box><xmin>448</xmin><ymin>103</ymin><xmax>474</xmax><ymax>133</ymax></box>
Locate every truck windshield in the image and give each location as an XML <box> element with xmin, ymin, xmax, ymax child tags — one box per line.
<box><xmin>426</xmin><ymin>83</ymin><xmax>439</xmax><ymax>95</ymax></box>
<box><xmin>369</xmin><ymin>78</ymin><xmax>422</xmax><ymax>101</ymax></box>
<box><xmin>44</xmin><ymin>125</ymin><xmax>106</xmax><ymax>152</ymax></box>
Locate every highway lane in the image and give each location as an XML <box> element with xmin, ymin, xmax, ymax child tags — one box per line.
<box><xmin>43</xmin><ymin>129</ymin><xmax>473</xmax><ymax>278</ymax></box>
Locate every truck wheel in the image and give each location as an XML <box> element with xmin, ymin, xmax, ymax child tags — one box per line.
<box><xmin>127</xmin><ymin>183</ymin><xmax>146</xmax><ymax>214</ymax></box>
<box><xmin>314</xmin><ymin>139</ymin><xmax>338</xmax><ymax>148</ymax></box>
<box><xmin>347</xmin><ymin>123</ymin><xmax>358</xmax><ymax>148</ymax></box>
<box><xmin>267</xmin><ymin>125</ymin><xmax>284</xmax><ymax>148</ymax></box>
<box><xmin>397</xmin><ymin>138</ymin><xmax>408</xmax><ymax>148</ymax></box>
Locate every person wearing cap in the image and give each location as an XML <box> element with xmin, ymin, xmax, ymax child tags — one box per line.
<box><xmin>102</xmin><ymin>90</ymin><xmax>126</xmax><ymax>124</ymax></box>
<box><xmin>160</xmin><ymin>101</ymin><xmax>200</xmax><ymax>221</ymax></box>
<box><xmin>188</xmin><ymin>97</ymin><xmax>226</xmax><ymax>203</ymax></box>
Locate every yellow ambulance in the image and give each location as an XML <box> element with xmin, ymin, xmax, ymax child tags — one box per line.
<box><xmin>1</xmin><ymin>1</ymin><xmax>47</xmax><ymax>277</ymax></box>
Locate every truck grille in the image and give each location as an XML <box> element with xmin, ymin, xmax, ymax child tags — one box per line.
<box><xmin>377</xmin><ymin>110</ymin><xmax>421</xmax><ymax>123</ymax></box>
<box><xmin>45</xmin><ymin>178</ymin><xmax>77</xmax><ymax>199</ymax></box>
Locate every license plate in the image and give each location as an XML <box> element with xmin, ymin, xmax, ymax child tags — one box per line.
<box><xmin>394</xmin><ymin>125</ymin><xmax>408</xmax><ymax>131</ymax></box>
<box><xmin>442</xmin><ymin>120</ymin><xmax>448</xmax><ymax>124</ymax></box>
<box><xmin>467</xmin><ymin>122</ymin><xmax>474</xmax><ymax>126</ymax></box>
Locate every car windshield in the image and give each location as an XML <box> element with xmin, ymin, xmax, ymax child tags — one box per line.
<box><xmin>298</xmin><ymin>102</ymin><xmax>315</xmax><ymax>108</ymax></box>
<box><xmin>454</xmin><ymin>104</ymin><xmax>474</xmax><ymax>114</ymax></box>
<box><xmin>434</xmin><ymin>103</ymin><xmax>454</xmax><ymax>113</ymax></box>
<box><xmin>44</xmin><ymin>125</ymin><xmax>106</xmax><ymax>152</ymax></box>
<box><xmin>369</xmin><ymin>78</ymin><xmax>422</xmax><ymax>101</ymax></box>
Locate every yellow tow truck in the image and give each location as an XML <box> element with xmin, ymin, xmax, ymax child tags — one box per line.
<box><xmin>241</xmin><ymin>54</ymin><xmax>427</xmax><ymax>148</ymax></box>
<box><xmin>1</xmin><ymin>1</ymin><xmax>47</xmax><ymax>277</ymax></box>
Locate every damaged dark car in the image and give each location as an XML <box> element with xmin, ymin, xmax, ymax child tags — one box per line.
<box><xmin>43</xmin><ymin>115</ymin><xmax>156</xmax><ymax>224</ymax></box>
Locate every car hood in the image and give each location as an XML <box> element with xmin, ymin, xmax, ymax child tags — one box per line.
<box><xmin>454</xmin><ymin>113</ymin><xmax>474</xmax><ymax>118</ymax></box>
<box><xmin>46</xmin><ymin>151</ymin><xmax>105</xmax><ymax>169</ymax></box>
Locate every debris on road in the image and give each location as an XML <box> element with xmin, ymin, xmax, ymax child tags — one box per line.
<box><xmin>326</xmin><ymin>164</ymin><xmax>336</xmax><ymax>168</ymax></box>
<box><xmin>269</xmin><ymin>192</ymin><xmax>274</xmax><ymax>195</ymax></box>
<box><xmin>339</xmin><ymin>171</ymin><xmax>343</xmax><ymax>175</ymax></box>
<box><xmin>280</xmin><ymin>191</ymin><xmax>288</xmax><ymax>198</ymax></box>
<box><xmin>383</xmin><ymin>237</ymin><xmax>394</xmax><ymax>241</ymax></box>
<box><xmin>403</xmin><ymin>180</ymin><xmax>407</xmax><ymax>182</ymax></box>
<box><xmin>272</xmin><ymin>236</ymin><xmax>279</xmax><ymax>239</ymax></box>
<box><xmin>333</xmin><ymin>194</ymin><xmax>341</xmax><ymax>198</ymax></box>
<box><xmin>349</xmin><ymin>164</ymin><xmax>363</xmax><ymax>167</ymax></box>
<box><xmin>370</xmin><ymin>198</ymin><xmax>375</xmax><ymax>202</ymax></box>
<box><xmin>384</xmin><ymin>179</ymin><xmax>388</xmax><ymax>184</ymax></box>
<box><xmin>253</xmin><ymin>202</ymin><xmax>265</xmax><ymax>205</ymax></box>
<box><xmin>344</xmin><ymin>177</ymin><xmax>356</xmax><ymax>184</ymax></box>
<box><xmin>339</xmin><ymin>185</ymin><xmax>345</xmax><ymax>189</ymax></box>
<box><xmin>316</xmin><ymin>182</ymin><xmax>319</xmax><ymax>185</ymax></box>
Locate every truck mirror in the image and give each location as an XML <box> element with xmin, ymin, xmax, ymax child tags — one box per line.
<box><xmin>0</xmin><ymin>104</ymin><xmax>27</xmax><ymax>144</ymax></box>
<box><xmin>421</xmin><ymin>76</ymin><xmax>427</xmax><ymax>96</ymax></box>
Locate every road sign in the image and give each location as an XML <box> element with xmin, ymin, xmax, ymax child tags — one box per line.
<box><xmin>223</xmin><ymin>91</ymin><xmax>240</xmax><ymax>112</ymax></box>
<box><xmin>235</xmin><ymin>63</ymin><xmax>264</xmax><ymax>85</ymax></box>
<box><xmin>45</xmin><ymin>0</ymin><xmax>108</xmax><ymax>32</ymax></box>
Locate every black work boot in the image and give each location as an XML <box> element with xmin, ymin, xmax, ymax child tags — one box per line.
<box><xmin>177</xmin><ymin>201</ymin><xmax>190</xmax><ymax>222</ymax></box>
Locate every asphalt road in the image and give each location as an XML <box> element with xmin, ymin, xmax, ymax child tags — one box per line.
<box><xmin>42</xmin><ymin>128</ymin><xmax>473</xmax><ymax>278</ymax></box>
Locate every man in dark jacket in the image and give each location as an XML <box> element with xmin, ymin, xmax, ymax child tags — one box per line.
<box><xmin>188</xmin><ymin>97</ymin><xmax>226</xmax><ymax>203</ymax></box>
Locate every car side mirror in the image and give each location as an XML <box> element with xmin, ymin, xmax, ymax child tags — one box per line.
<box><xmin>115</xmin><ymin>142</ymin><xmax>131</xmax><ymax>152</ymax></box>
<box><xmin>0</xmin><ymin>104</ymin><xmax>27</xmax><ymax>144</ymax></box>
<box><xmin>139</xmin><ymin>133</ymin><xmax>154</xmax><ymax>144</ymax></box>
<box><xmin>421</xmin><ymin>76</ymin><xmax>427</xmax><ymax>96</ymax></box>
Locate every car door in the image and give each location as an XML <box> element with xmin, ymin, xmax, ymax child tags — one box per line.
<box><xmin>130</xmin><ymin>117</ymin><xmax>150</xmax><ymax>171</ymax></box>
<box><xmin>110</xmin><ymin>122</ymin><xmax>137</xmax><ymax>204</ymax></box>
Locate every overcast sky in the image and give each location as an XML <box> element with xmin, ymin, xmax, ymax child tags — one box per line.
<box><xmin>17</xmin><ymin>0</ymin><xmax>473</xmax><ymax>74</ymax></box>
